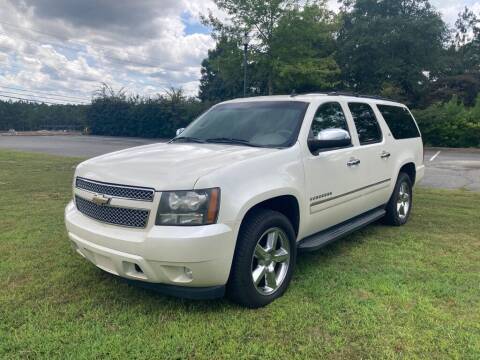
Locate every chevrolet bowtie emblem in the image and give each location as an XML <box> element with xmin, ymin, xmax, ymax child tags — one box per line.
<box><xmin>91</xmin><ymin>194</ymin><xmax>111</xmax><ymax>206</ymax></box>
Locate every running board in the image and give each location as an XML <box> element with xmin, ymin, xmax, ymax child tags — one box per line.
<box><xmin>297</xmin><ymin>208</ymin><xmax>386</xmax><ymax>252</ymax></box>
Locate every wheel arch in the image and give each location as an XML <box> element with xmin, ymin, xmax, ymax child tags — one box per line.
<box><xmin>237</xmin><ymin>193</ymin><xmax>301</xmax><ymax>239</ymax></box>
<box><xmin>398</xmin><ymin>162</ymin><xmax>416</xmax><ymax>184</ymax></box>
<box><xmin>387</xmin><ymin>159</ymin><xmax>417</xmax><ymax>202</ymax></box>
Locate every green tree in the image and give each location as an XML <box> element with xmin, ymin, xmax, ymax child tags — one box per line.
<box><xmin>451</xmin><ymin>7</ymin><xmax>480</xmax><ymax>78</ymax></box>
<box><xmin>427</xmin><ymin>7</ymin><xmax>480</xmax><ymax>106</ymax></box>
<box><xmin>270</xmin><ymin>4</ymin><xmax>341</xmax><ymax>93</ymax></box>
<box><xmin>199</xmin><ymin>36</ymin><xmax>245</xmax><ymax>102</ymax></box>
<box><xmin>201</xmin><ymin>0</ymin><xmax>340</xmax><ymax>97</ymax></box>
<box><xmin>204</xmin><ymin>0</ymin><xmax>296</xmax><ymax>95</ymax></box>
<box><xmin>337</xmin><ymin>0</ymin><xmax>448</xmax><ymax>105</ymax></box>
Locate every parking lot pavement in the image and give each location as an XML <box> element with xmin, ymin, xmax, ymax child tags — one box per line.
<box><xmin>1</xmin><ymin>136</ymin><xmax>479</xmax><ymax>190</ymax></box>
<box><xmin>0</xmin><ymin>135</ymin><xmax>159</xmax><ymax>158</ymax></box>
<box><xmin>422</xmin><ymin>148</ymin><xmax>480</xmax><ymax>191</ymax></box>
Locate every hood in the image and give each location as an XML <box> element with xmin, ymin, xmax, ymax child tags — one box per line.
<box><xmin>76</xmin><ymin>142</ymin><xmax>277</xmax><ymax>190</ymax></box>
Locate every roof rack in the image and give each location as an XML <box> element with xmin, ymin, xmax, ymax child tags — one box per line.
<box><xmin>327</xmin><ymin>91</ymin><xmax>394</xmax><ymax>102</ymax></box>
<box><xmin>287</xmin><ymin>91</ymin><xmax>397</xmax><ymax>103</ymax></box>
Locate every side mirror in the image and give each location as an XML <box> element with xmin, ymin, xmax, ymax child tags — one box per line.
<box><xmin>308</xmin><ymin>128</ymin><xmax>351</xmax><ymax>153</ymax></box>
<box><xmin>176</xmin><ymin>128</ymin><xmax>185</xmax><ymax>136</ymax></box>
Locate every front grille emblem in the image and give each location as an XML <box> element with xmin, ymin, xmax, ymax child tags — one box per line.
<box><xmin>91</xmin><ymin>194</ymin><xmax>111</xmax><ymax>206</ymax></box>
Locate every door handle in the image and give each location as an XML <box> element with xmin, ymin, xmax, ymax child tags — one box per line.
<box><xmin>380</xmin><ymin>151</ymin><xmax>391</xmax><ymax>159</ymax></box>
<box><xmin>347</xmin><ymin>158</ymin><xmax>361</xmax><ymax>167</ymax></box>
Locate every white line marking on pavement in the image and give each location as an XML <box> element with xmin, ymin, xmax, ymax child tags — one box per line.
<box><xmin>429</xmin><ymin>151</ymin><xmax>441</xmax><ymax>162</ymax></box>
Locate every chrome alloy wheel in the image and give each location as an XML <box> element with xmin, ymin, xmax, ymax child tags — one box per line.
<box><xmin>397</xmin><ymin>181</ymin><xmax>411</xmax><ymax>220</ymax></box>
<box><xmin>251</xmin><ymin>227</ymin><xmax>291</xmax><ymax>295</ymax></box>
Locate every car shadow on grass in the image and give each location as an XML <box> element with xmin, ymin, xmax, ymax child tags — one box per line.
<box><xmin>296</xmin><ymin>220</ymin><xmax>384</xmax><ymax>266</ymax></box>
<box><xmin>76</xmin><ymin>221</ymin><xmax>386</xmax><ymax>312</ymax></box>
<box><xmin>87</xmin><ymin>269</ymin><xmax>236</xmax><ymax>312</ymax></box>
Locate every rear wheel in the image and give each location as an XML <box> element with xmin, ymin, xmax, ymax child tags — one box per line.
<box><xmin>384</xmin><ymin>172</ymin><xmax>413</xmax><ymax>226</ymax></box>
<box><xmin>227</xmin><ymin>209</ymin><xmax>296</xmax><ymax>308</ymax></box>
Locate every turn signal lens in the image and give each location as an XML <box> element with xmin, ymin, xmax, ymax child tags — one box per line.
<box><xmin>207</xmin><ymin>188</ymin><xmax>219</xmax><ymax>223</ymax></box>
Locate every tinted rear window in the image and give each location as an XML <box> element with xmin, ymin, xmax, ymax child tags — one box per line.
<box><xmin>348</xmin><ymin>103</ymin><xmax>383</xmax><ymax>145</ymax></box>
<box><xmin>377</xmin><ymin>105</ymin><xmax>420</xmax><ymax>139</ymax></box>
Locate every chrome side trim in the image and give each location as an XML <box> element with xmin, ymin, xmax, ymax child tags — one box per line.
<box><xmin>310</xmin><ymin>178</ymin><xmax>391</xmax><ymax>207</ymax></box>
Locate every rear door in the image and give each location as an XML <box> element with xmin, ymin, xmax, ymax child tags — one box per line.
<box><xmin>345</xmin><ymin>102</ymin><xmax>395</xmax><ymax>209</ymax></box>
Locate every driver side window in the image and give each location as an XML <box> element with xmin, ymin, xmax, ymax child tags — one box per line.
<box><xmin>309</xmin><ymin>102</ymin><xmax>350</xmax><ymax>139</ymax></box>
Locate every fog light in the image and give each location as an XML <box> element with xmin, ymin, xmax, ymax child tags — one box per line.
<box><xmin>184</xmin><ymin>267</ymin><xmax>193</xmax><ymax>279</ymax></box>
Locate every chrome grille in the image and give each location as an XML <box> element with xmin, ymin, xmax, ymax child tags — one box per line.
<box><xmin>76</xmin><ymin>177</ymin><xmax>154</xmax><ymax>201</ymax></box>
<box><xmin>75</xmin><ymin>195</ymin><xmax>150</xmax><ymax>228</ymax></box>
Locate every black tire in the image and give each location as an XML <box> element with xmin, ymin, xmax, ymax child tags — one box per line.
<box><xmin>384</xmin><ymin>172</ymin><xmax>413</xmax><ymax>226</ymax></box>
<box><xmin>227</xmin><ymin>209</ymin><xmax>296</xmax><ymax>308</ymax></box>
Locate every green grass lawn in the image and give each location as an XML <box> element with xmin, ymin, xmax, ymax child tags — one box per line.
<box><xmin>1</xmin><ymin>150</ymin><xmax>479</xmax><ymax>359</ymax></box>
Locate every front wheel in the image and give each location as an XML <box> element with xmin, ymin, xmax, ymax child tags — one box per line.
<box><xmin>384</xmin><ymin>172</ymin><xmax>413</xmax><ymax>226</ymax></box>
<box><xmin>227</xmin><ymin>209</ymin><xmax>296</xmax><ymax>308</ymax></box>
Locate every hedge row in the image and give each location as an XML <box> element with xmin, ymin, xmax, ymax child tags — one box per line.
<box><xmin>2</xmin><ymin>93</ymin><xmax>478</xmax><ymax>148</ymax></box>
<box><xmin>88</xmin><ymin>94</ymin><xmax>480</xmax><ymax>148</ymax></box>
<box><xmin>413</xmin><ymin>96</ymin><xmax>480</xmax><ymax>147</ymax></box>
<box><xmin>87</xmin><ymin>95</ymin><xmax>209</xmax><ymax>139</ymax></box>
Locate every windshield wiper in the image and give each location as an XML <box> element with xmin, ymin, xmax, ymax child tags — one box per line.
<box><xmin>170</xmin><ymin>136</ymin><xmax>206</xmax><ymax>144</ymax></box>
<box><xmin>205</xmin><ymin>137</ymin><xmax>263</xmax><ymax>147</ymax></box>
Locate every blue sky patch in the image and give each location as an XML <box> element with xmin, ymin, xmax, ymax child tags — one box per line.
<box><xmin>181</xmin><ymin>12</ymin><xmax>210</xmax><ymax>35</ymax></box>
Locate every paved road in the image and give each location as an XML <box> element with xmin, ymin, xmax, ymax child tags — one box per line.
<box><xmin>423</xmin><ymin>148</ymin><xmax>480</xmax><ymax>191</ymax></box>
<box><xmin>0</xmin><ymin>135</ymin><xmax>159</xmax><ymax>158</ymax></box>
<box><xmin>1</xmin><ymin>136</ymin><xmax>479</xmax><ymax>190</ymax></box>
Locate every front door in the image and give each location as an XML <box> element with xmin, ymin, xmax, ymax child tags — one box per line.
<box><xmin>302</xmin><ymin>101</ymin><xmax>366</xmax><ymax>237</ymax></box>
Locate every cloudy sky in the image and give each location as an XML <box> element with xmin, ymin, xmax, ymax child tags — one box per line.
<box><xmin>0</xmin><ymin>0</ymin><xmax>479</xmax><ymax>105</ymax></box>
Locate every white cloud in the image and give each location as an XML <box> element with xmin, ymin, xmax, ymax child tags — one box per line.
<box><xmin>0</xmin><ymin>0</ymin><xmax>477</xmax><ymax>102</ymax></box>
<box><xmin>0</xmin><ymin>0</ymin><xmax>216</xmax><ymax>101</ymax></box>
<box><xmin>327</xmin><ymin>0</ymin><xmax>342</xmax><ymax>12</ymax></box>
<box><xmin>427</xmin><ymin>1</ymin><xmax>480</xmax><ymax>25</ymax></box>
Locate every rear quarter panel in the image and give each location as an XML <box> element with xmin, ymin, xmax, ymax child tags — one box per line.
<box><xmin>372</xmin><ymin>103</ymin><xmax>425</xmax><ymax>190</ymax></box>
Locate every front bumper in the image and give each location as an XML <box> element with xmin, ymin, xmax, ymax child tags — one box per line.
<box><xmin>65</xmin><ymin>201</ymin><xmax>236</xmax><ymax>293</ymax></box>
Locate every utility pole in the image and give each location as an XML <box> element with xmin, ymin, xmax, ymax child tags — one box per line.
<box><xmin>242</xmin><ymin>33</ymin><xmax>250</xmax><ymax>97</ymax></box>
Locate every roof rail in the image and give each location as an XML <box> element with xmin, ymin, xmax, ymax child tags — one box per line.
<box><xmin>292</xmin><ymin>91</ymin><xmax>396</xmax><ymax>102</ymax></box>
<box><xmin>327</xmin><ymin>91</ymin><xmax>394</xmax><ymax>102</ymax></box>
<box><xmin>327</xmin><ymin>91</ymin><xmax>360</xmax><ymax>97</ymax></box>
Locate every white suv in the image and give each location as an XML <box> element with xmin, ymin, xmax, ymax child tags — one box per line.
<box><xmin>65</xmin><ymin>93</ymin><xmax>424</xmax><ymax>308</ymax></box>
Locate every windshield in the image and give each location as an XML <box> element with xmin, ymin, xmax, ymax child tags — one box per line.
<box><xmin>174</xmin><ymin>101</ymin><xmax>309</xmax><ymax>148</ymax></box>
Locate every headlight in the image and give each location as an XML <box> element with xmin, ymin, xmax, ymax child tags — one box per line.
<box><xmin>155</xmin><ymin>188</ymin><xmax>220</xmax><ymax>226</ymax></box>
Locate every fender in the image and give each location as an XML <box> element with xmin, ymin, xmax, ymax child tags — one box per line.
<box><xmin>235</xmin><ymin>188</ymin><xmax>304</xmax><ymax>239</ymax></box>
<box><xmin>194</xmin><ymin>144</ymin><xmax>307</xmax><ymax>240</ymax></box>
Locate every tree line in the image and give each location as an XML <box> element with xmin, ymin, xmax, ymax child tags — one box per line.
<box><xmin>0</xmin><ymin>101</ymin><xmax>87</xmax><ymax>132</ymax></box>
<box><xmin>1</xmin><ymin>0</ymin><xmax>479</xmax><ymax>147</ymax></box>
<box><xmin>86</xmin><ymin>86</ymin><xmax>207</xmax><ymax>138</ymax></box>
<box><xmin>200</xmin><ymin>0</ymin><xmax>479</xmax><ymax>107</ymax></box>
